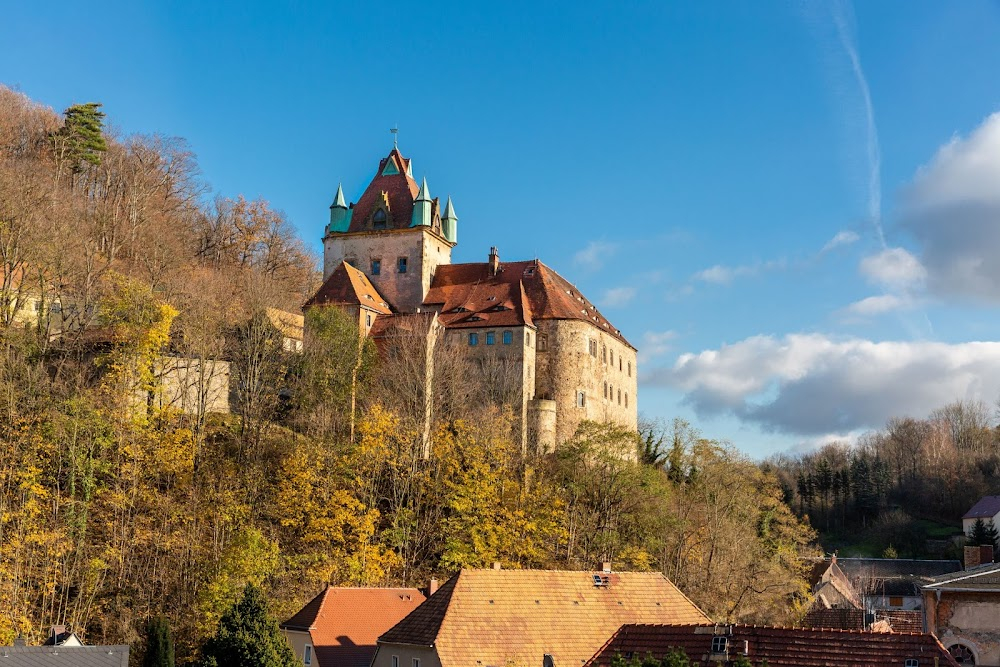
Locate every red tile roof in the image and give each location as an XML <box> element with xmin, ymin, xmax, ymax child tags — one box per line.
<box><xmin>425</xmin><ymin>260</ymin><xmax>633</xmax><ymax>347</ymax></box>
<box><xmin>801</xmin><ymin>609</ymin><xmax>924</xmax><ymax>634</ymax></box>
<box><xmin>281</xmin><ymin>587</ymin><xmax>426</xmax><ymax>667</ymax></box>
<box><xmin>378</xmin><ymin>569</ymin><xmax>709</xmax><ymax>667</ymax></box>
<box><xmin>340</xmin><ymin>149</ymin><xmax>442</xmax><ymax>234</ymax></box>
<box><xmin>586</xmin><ymin>623</ymin><xmax>959</xmax><ymax>667</ymax></box>
<box><xmin>305</xmin><ymin>261</ymin><xmax>393</xmax><ymax>314</ymax></box>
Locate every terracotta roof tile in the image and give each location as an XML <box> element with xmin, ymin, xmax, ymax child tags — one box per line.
<box><xmin>425</xmin><ymin>260</ymin><xmax>632</xmax><ymax>347</ymax></box>
<box><xmin>378</xmin><ymin>569</ymin><xmax>708</xmax><ymax>667</ymax></box>
<box><xmin>281</xmin><ymin>587</ymin><xmax>426</xmax><ymax>667</ymax></box>
<box><xmin>801</xmin><ymin>608</ymin><xmax>924</xmax><ymax>634</ymax></box>
<box><xmin>305</xmin><ymin>262</ymin><xmax>392</xmax><ymax>314</ymax></box>
<box><xmin>586</xmin><ymin>623</ymin><xmax>959</xmax><ymax>667</ymax></box>
<box><xmin>341</xmin><ymin>149</ymin><xmax>439</xmax><ymax>234</ymax></box>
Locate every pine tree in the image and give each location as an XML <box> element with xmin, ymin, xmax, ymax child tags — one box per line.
<box><xmin>143</xmin><ymin>616</ymin><xmax>175</xmax><ymax>667</ymax></box>
<box><xmin>52</xmin><ymin>102</ymin><xmax>107</xmax><ymax>173</ymax></box>
<box><xmin>199</xmin><ymin>584</ymin><xmax>298</xmax><ymax>667</ymax></box>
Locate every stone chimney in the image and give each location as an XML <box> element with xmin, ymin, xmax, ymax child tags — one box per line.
<box><xmin>13</xmin><ymin>637</ymin><xmax>25</xmax><ymax>647</ymax></box>
<box><xmin>601</xmin><ymin>561</ymin><xmax>612</xmax><ymax>574</ymax></box>
<box><xmin>488</xmin><ymin>247</ymin><xmax>500</xmax><ymax>277</ymax></box>
<box><xmin>492</xmin><ymin>561</ymin><xmax>502</xmax><ymax>570</ymax></box>
<box><xmin>429</xmin><ymin>578</ymin><xmax>439</xmax><ymax>596</ymax></box>
<box><xmin>965</xmin><ymin>545</ymin><xmax>984</xmax><ymax>569</ymax></box>
<box><xmin>982</xmin><ymin>544</ymin><xmax>995</xmax><ymax>564</ymax></box>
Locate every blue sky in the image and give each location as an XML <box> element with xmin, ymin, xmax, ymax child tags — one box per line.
<box><xmin>4</xmin><ymin>1</ymin><xmax>1000</xmax><ymax>457</ymax></box>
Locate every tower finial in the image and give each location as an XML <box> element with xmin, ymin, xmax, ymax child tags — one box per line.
<box><xmin>390</xmin><ymin>124</ymin><xmax>398</xmax><ymax>149</ymax></box>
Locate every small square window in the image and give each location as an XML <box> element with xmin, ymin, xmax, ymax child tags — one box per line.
<box><xmin>711</xmin><ymin>636</ymin><xmax>728</xmax><ymax>653</ymax></box>
<box><xmin>889</xmin><ymin>596</ymin><xmax>904</xmax><ymax>607</ymax></box>
<box><xmin>372</xmin><ymin>259</ymin><xmax>381</xmax><ymax>275</ymax></box>
<box><xmin>486</xmin><ymin>332</ymin><xmax>495</xmax><ymax>345</ymax></box>
<box><xmin>398</xmin><ymin>257</ymin><xmax>408</xmax><ymax>273</ymax></box>
<box><xmin>469</xmin><ymin>333</ymin><xmax>479</xmax><ymax>346</ymax></box>
<box><xmin>503</xmin><ymin>330</ymin><xmax>513</xmax><ymax>345</ymax></box>
<box><xmin>904</xmin><ymin>660</ymin><xmax>918</xmax><ymax>667</ymax></box>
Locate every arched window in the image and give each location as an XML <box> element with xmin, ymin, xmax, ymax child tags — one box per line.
<box><xmin>373</xmin><ymin>209</ymin><xmax>387</xmax><ymax>229</ymax></box>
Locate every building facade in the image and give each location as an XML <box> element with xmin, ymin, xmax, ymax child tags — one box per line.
<box><xmin>306</xmin><ymin>149</ymin><xmax>638</xmax><ymax>452</ymax></box>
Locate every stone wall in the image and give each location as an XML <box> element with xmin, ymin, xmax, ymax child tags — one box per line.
<box><xmin>323</xmin><ymin>228</ymin><xmax>452</xmax><ymax>312</ymax></box>
<box><xmin>150</xmin><ymin>356</ymin><xmax>231</xmax><ymax>415</ymax></box>
<box><xmin>534</xmin><ymin>319</ymin><xmax>638</xmax><ymax>445</ymax></box>
<box><xmin>926</xmin><ymin>590</ymin><xmax>1000</xmax><ymax>666</ymax></box>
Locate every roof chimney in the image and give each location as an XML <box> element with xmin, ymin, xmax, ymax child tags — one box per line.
<box><xmin>492</xmin><ymin>561</ymin><xmax>502</xmax><ymax>570</ymax></box>
<box><xmin>429</xmin><ymin>578</ymin><xmax>439</xmax><ymax>596</ymax></box>
<box><xmin>982</xmin><ymin>544</ymin><xmax>995</xmax><ymax>564</ymax></box>
<box><xmin>13</xmin><ymin>637</ymin><xmax>25</xmax><ymax>647</ymax></box>
<box><xmin>488</xmin><ymin>247</ymin><xmax>500</xmax><ymax>277</ymax></box>
<box><xmin>601</xmin><ymin>562</ymin><xmax>612</xmax><ymax>574</ymax></box>
<box><xmin>965</xmin><ymin>545</ymin><xmax>983</xmax><ymax>569</ymax></box>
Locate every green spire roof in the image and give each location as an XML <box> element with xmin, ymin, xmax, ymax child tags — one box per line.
<box><xmin>415</xmin><ymin>177</ymin><xmax>431</xmax><ymax>202</ymax></box>
<box><xmin>442</xmin><ymin>196</ymin><xmax>458</xmax><ymax>220</ymax></box>
<box><xmin>330</xmin><ymin>183</ymin><xmax>347</xmax><ymax>209</ymax></box>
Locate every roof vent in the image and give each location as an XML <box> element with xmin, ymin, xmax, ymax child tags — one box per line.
<box><xmin>543</xmin><ymin>654</ymin><xmax>555</xmax><ymax>667</ymax></box>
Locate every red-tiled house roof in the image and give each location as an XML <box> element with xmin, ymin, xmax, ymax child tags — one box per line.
<box><xmin>425</xmin><ymin>260</ymin><xmax>633</xmax><ymax>347</ymax></box>
<box><xmin>586</xmin><ymin>623</ymin><xmax>959</xmax><ymax>667</ymax></box>
<box><xmin>305</xmin><ymin>261</ymin><xmax>392</xmax><ymax>314</ymax></box>
<box><xmin>801</xmin><ymin>608</ymin><xmax>925</xmax><ymax>634</ymax></box>
<box><xmin>377</xmin><ymin>569</ymin><xmax>709</xmax><ymax>667</ymax></box>
<box><xmin>281</xmin><ymin>587</ymin><xmax>426</xmax><ymax>667</ymax></box>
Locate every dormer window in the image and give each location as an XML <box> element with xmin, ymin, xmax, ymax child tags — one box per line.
<box><xmin>711</xmin><ymin>636</ymin><xmax>728</xmax><ymax>654</ymax></box>
<box><xmin>373</xmin><ymin>209</ymin><xmax>387</xmax><ymax>229</ymax></box>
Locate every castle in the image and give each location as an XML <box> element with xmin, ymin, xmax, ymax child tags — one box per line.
<box><xmin>305</xmin><ymin>148</ymin><xmax>637</xmax><ymax>452</ymax></box>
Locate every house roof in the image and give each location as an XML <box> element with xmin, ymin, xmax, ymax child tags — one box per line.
<box><xmin>337</xmin><ymin>149</ymin><xmax>441</xmax><ymax>235</ymax></box>
<box><xmin>265</xmin><ymin>308</ymin><xmax>304</xmax><ymax>341</ymax></box>
<box><xmin>802</xmin><ymin>608</ymin><xmax>924</xmax><ymax>634</ymax></box>
<box><xmin>963</xmin><ymin>495</ymin><xmax>1000</xmax><ymax>520</ymax></box>
<box><xmin>922</xmin><ymin>562</ymin><xmax>1000</xmax><ymax>592</ymax></box>
<box><xmin>281</xmin><ymin>587</ymin><xmax>426</xmax><ymax>667</ymax></box>
<box><xmin>378</xmin><ymin>569</ymin><xmax>709</xmax><ymax>667</ymax></box>
<box><xmin>0</xmin><ymin>646</ymin><xmax>129</xmax><ymax>667</ymax></box>
<box><xmin>425</xmin><ymin>259</ymin><xmax>633</xmax><ymax>347</ymax></box>
<box><xmin>585</xmin><ymin>624</ymin><xmax>958</xmax><ymax>667</ymax></box>
<box><xmin>305</xmin><ymin>262</ymin><xmax>393</xmax><ymax>314</ymax></box>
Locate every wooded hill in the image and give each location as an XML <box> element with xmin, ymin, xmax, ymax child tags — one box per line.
<box><xmin>0</xmin><ymin>86</ymin><xmax>815</xmax><ymax>663</ymax></box>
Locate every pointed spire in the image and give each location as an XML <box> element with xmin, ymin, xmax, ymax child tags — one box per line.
<box><xmin>442</xmin><ymin>196</ymin><xmax>458</xmax><ymax>244</ymax></box>
<box><xmin>415</xmin><ymin>177</ymin><xmax>431</xmax><ymax>202</ymax></box>
<box><xmin>410</xmin><ymin>177</ymin><xmax>432</xmax><ymax>227</ymax></box>
<box><xmin>330</xmin><ymin>183</ymin><xmax>347</xmax><ymax>209</ymax></box>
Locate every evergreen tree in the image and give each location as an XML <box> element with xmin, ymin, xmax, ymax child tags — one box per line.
<box><xmin>143</xmin><ymin>616</ymin><xmax>175</xmax><ymax>667</ymax></box>
<box><xmin>199</xmin><ymin>584</ymin><xmax>297</xmax><ymax>667</ymax></box>
<box><xmin>969</xmin><ymin>518</ymin><xmax>999</xmax><ymax>549</ymax></box>
<box><xmin>52</xmin><ymin>102</ymin><xmax>107</xmax><ymax>172</ymax></box>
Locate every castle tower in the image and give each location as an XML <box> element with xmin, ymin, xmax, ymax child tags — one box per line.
<box><xmin>321</xmin><ymin>149</ymin><xmax>457</xmax><ymax>313</ymax></box>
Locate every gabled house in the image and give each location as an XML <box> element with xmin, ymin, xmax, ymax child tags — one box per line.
<box><xmin>1</xmin><ymin>629</ymin><xmax>128</xmax><ymax>667</ymax></box>
<box><xmin>962</xmin><ymin>496</ymin><xmax>1000</xmax><ymax>537</ymax></box>
<box><xmin>808</xmin><ymin>557</ymin><xmax>961</xmax><ymax>612</ymax></box>
<box><xmin>922</xmin><ymin>561</ymin><xmax>1000</xmax><ymax>666</ymax></box>
<box><xmin>585</xmin><ymin>623</ymin><xmax>959</xmax><ymax>667</ymax></box>
<box><xmin>373</xmin><ymin>567</ymin><xmax>709</xmax><ymax>667</ymax></box>
<box><xmin>280</xmin><ymin>586</ymin><xmax>426</xmax><ymax>667</ymax></box>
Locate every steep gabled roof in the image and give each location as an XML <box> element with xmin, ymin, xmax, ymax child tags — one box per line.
<box><xmin>305</xmin><ymin>261</ymin><xmax>392</xmax><ymax>314</ymax></box>
<box><xmin>963</xmin><ymin>495</ymin><xmax>1000</xmax><ymax>519</ymax></box>
<box><xmin>378</xmin><ymin>569</ymin><xmax>708</xmax><ymax>667</ymax></box>
<box><xmin>585</xmin><ymin>624</ymin><xmax>959</xmax><ymax>667</ymax></box>
<box><xmin>336</xmin><ymin>149</ymin><xmax>441</xmax><ymax>234</ymax></box>
<box><xmin>281</xmin><ymin>587</ymin><xmax>426</xmax><ymax>667</ymax></box>
<box><xmin>425</xmin><ymin>260</ymin><xmax>632</xmax><ymax>347</ymax></box>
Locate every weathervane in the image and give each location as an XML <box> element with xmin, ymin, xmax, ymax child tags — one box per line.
<box><xmin>390</xmin><ymin>125</ymin><xmax>398</xmax><ymax>149</ymax></box>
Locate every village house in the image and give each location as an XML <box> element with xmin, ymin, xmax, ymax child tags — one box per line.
<box><xmin>371</xmin><ymin>566</ymin><xmax>709</xmax><ymax>667</ymax></box>
<box><xmin>963</xmin><ymin>497</ymin><xmax>1000</xmax><ymax>538</ymax></box>
<box><xmin>305</xmin><ymin>148</ymin><xmax>638</xmax><ymax>453</ymax></box>
<box><xmin>280</xmin><ymin>586</ymin><xmax>427</xmax><ymax>667</ymax></box>
<box><xmin>585</xmin><ymin>623</ymin><xmax>959</xmax><ymax>667</ymax></box>
<box><xmin>0</xmin><ymin>626</ymin><xmax>128</xmax><ymax>667</ymax></box>
<box><xmin>922</xmin><ymin>549</ymin><xmax>1000</xmax><ymax>666</ymax></box>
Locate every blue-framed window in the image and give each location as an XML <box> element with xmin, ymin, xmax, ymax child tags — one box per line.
<box><xmin>502</xmin><ymin>330</ymin><xmax>513</xmax><ymax>345</ymax></box>
<box><xmin>398</xmin><ymin>257</ymin><xmax>408</xmax><ymax>273</ymax></box>
<box><xmin>469</xmin><ymin>333</ymin><xmax>478</xmax><ymax>346</ymax></box>
<box><xmin>486</xmin><ymin>332</ymin><xmax>495</xmax><ymax>345</ymax></box>
<box><xmin>372</xmin><ymin>259</ymin><xmax>381</xmax><ymax>275</ymax></box>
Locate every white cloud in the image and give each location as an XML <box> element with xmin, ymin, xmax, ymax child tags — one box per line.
<box><xmin>693</xmin><ymin>259</ymin><xmax>786</xmax><ymax>285</ymax></box>
<box><xmin>600</xmin><ymin>287</ymin><xmax>636</xmax><ymax>308</ymax></box>
<box><xmin>573</xmin><ymin>241</ymin><xmax>615</xmax><ymax>271</ymax></box>
<box><xmin>858</xmin><ymin>247</ymin><xmax>926</xmax><ymax>291</ymax></box>
<box><xmin>644</xmin><ymin>334</ymin><xmax>1000</xmax><ymax>435</ymax></box>
<box><xmin>901</xmin><ymin>112</ymin><xmax>1000</xmax><ymax>301</ymax></box>
<box><xmin>821</xmin><ymin>230</ymin><xmax>860</xmax><ymax>253</ymax></box>
<box><xmin>641</xmin><ymin>330</ymin><xmax>678</xmax><ymax>359</ymax></box>
<box><xmin>842</xmin><ymin>294</ymin><xmax>915</xmax><ymax>317</ymax></box>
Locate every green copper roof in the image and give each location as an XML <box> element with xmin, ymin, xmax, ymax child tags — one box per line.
<box><xmin>442</xmin><ymin>196</ymin><xmax>458</xmax><ymax>220</ymax></box>
<box><xmin>330</xmin><ymin>183</ymin><xmax>347</xmax><ymax>209</ymax></box>
<box><xmin>381</xmin><ymin>158</ymin><xmax>400</xmax><ymax>176</ymax></box>
<box><xmin>415</xmin><ymin>177</ymin><xmax>431</xmax><ymax>202</ymax></box>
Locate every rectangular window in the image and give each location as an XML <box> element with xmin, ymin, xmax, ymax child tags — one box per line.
<box><xmin>628</xmin><ymin>361</ymin><xmax>632</xmax><ymax>377</ymax></box>
<box><xmin>366</xmin><ymin>314</ymin><xmax>372</xmax><ymax>327</ymax></box>
<box><xmin>711</xmin><ymin>636</ymin><xmax>728</xmax><ymax>653</ymax></box>
<box><xmin>486</xmin><ymin>331</ymin><xmax>495</xmax><ymax>345</ymax></box>
<box><xmin>398</xmin><ymin>257</ymin><xmax>408</xmax><ymax>273</ymax></box>
<box><xmin>538</xmin><ymin>334</ymin><xmax>547</xmax><ymax>351</ymax></box>
<box><xmin>625</xmin><ymin>393</ymin><xmax>628</xmax><ymax>408</ymax></box>
<box><xmin>889</xmin><ymin>596</ymin><xmax>903</xmax><ymax>607</ymax></box>
<box><xmin>503</xmin><ymin>330</ymin><xmax>513</xmax><ymax>345</ymax></box>
<box><xmin>392</xmin><ymin>657</ymin><xmax>399</xmax><ymax>667</ymax></box>
<box><xmin>304</xmin><ymin>645</ymin><xmax>312</xmax><ymax>665</ymax></box>
<box><xmin>469</xmin><ymin>333</ymin><xmax>479</xmax><ymax>346</ymax></box>
<box><xmin>413</xmin><ymin>660</ymin><xmax>420</xmax><ymax>667</ymax></box>
<box><xmin>372</xmin><ymin>259</ymin><xmax>381</xmax><ymax>275</ymax></box>
<box><xmin>618</xmin><ymin>389</ymin><xmax>622</xmax><ymax>405</ymax></box>
<box><xmin>526</xmin><ymin>332</ymin><xmax>531</xmax><ymax>346</ymax></box>
<box><xmin>576</xmin><ymin>391</ymin><xmax>586</xmax><ymax>408</ymax></box>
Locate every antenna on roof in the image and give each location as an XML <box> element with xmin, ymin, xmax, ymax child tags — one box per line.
<box><xmin>390</xmin><ymin>124</ymin><xmax>399</xmax><ymax>149</ymax></box>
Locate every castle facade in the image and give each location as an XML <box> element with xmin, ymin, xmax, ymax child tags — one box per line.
<box><xmin>306</xmin><ymin>149</ymin><xmax>637</xmax><ymax>452</ymax></box>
